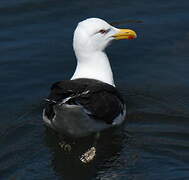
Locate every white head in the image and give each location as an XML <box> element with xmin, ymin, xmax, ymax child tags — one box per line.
<box><xmin>71</xmin><ymin>18</ymin><xmax>137</xmax><ymax>86</ymax></box>
<box><xmin>73</xmin><ymin>18</ymin><xmax>137</xmax><ymax>54</ymax></box>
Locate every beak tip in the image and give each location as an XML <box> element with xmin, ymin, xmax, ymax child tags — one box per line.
<box><xmin>128</xmin><ymin>35</ymin><xmax>137</xmax><ymax>39</ymax></box>
<box><xmin>113</xmin><ymin>29</ymin><xmax>137</xmax><ymax>40</ymax></box>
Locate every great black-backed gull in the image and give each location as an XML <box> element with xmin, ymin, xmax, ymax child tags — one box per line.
<box><xmin>43</xmin><ymin>18</ymin><xmax>137</xmax><ymax>139</ymax></box>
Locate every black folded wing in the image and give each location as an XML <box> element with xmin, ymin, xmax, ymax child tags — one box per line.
<box><xmin>44</xmin><ymin>78</ymin><xmax>125</xmax><ymax>124</ymax></box>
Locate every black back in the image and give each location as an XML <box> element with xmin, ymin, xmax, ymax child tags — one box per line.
<box><xmin>44</xmin><ymin>78</ymin><xmax>125</xmax><ymax>124</ymax></box>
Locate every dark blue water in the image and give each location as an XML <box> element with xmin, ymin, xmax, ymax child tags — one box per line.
<box><xmin>1</xmin><ymin>0</ymin><xmax>189</xmax><ymax>179</ymax></box>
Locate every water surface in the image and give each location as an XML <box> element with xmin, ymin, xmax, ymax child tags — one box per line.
<box><xmin>1</xmin><ymin>0</ymin><xmax>189</xmax><ymax>179</ymax></box>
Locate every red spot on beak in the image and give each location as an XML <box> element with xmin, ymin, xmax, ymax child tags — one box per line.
<box><xmin>128</xmin><ymin>35</ymin><xmax>135</xmax><ymax>39</ymax></box>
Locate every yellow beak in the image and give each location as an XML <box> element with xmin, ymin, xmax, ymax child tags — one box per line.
<box><xmin>113</xmin><ymin>29</ymin><xmax>137</xmax><ymax>40</ymax></box>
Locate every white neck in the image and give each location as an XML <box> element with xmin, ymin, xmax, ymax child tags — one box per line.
<box><xmin>71</xmin><ymin>50</ymin><xmax>115</xmax><ymax>86</ymax></box>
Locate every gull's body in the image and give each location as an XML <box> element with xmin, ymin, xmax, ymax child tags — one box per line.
<box><xmin>43</xmin><ymin>18</ymin><xmax>137</xmax><ymax>138</ymax></box>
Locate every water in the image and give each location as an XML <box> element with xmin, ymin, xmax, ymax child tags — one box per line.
<box><xmin>1</xmin><ymin>0</ymin><xmax>189</xmax><ymax>179</ymax></box>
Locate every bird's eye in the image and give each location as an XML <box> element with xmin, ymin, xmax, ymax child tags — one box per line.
<box><xmin>98</xmin><ymin>29</ymin><xmax>110</xmax><ymax>34</ymax></box>
<box><xmin>99</xmin><ymin>29</ymin><xmax>107</xmax><ymax>34</ymax></box>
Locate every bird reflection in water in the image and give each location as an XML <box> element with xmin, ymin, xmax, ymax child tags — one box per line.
<box><xmin>44</xmin><ymin>126</ymin><xmax>131</xmax><ymax>179</ymax></box>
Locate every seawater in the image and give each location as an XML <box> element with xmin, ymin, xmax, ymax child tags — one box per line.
<box><xmin>1</xmin><ymin>0</ymin><xmax>189</xmax><ymax>179</ymax></box>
